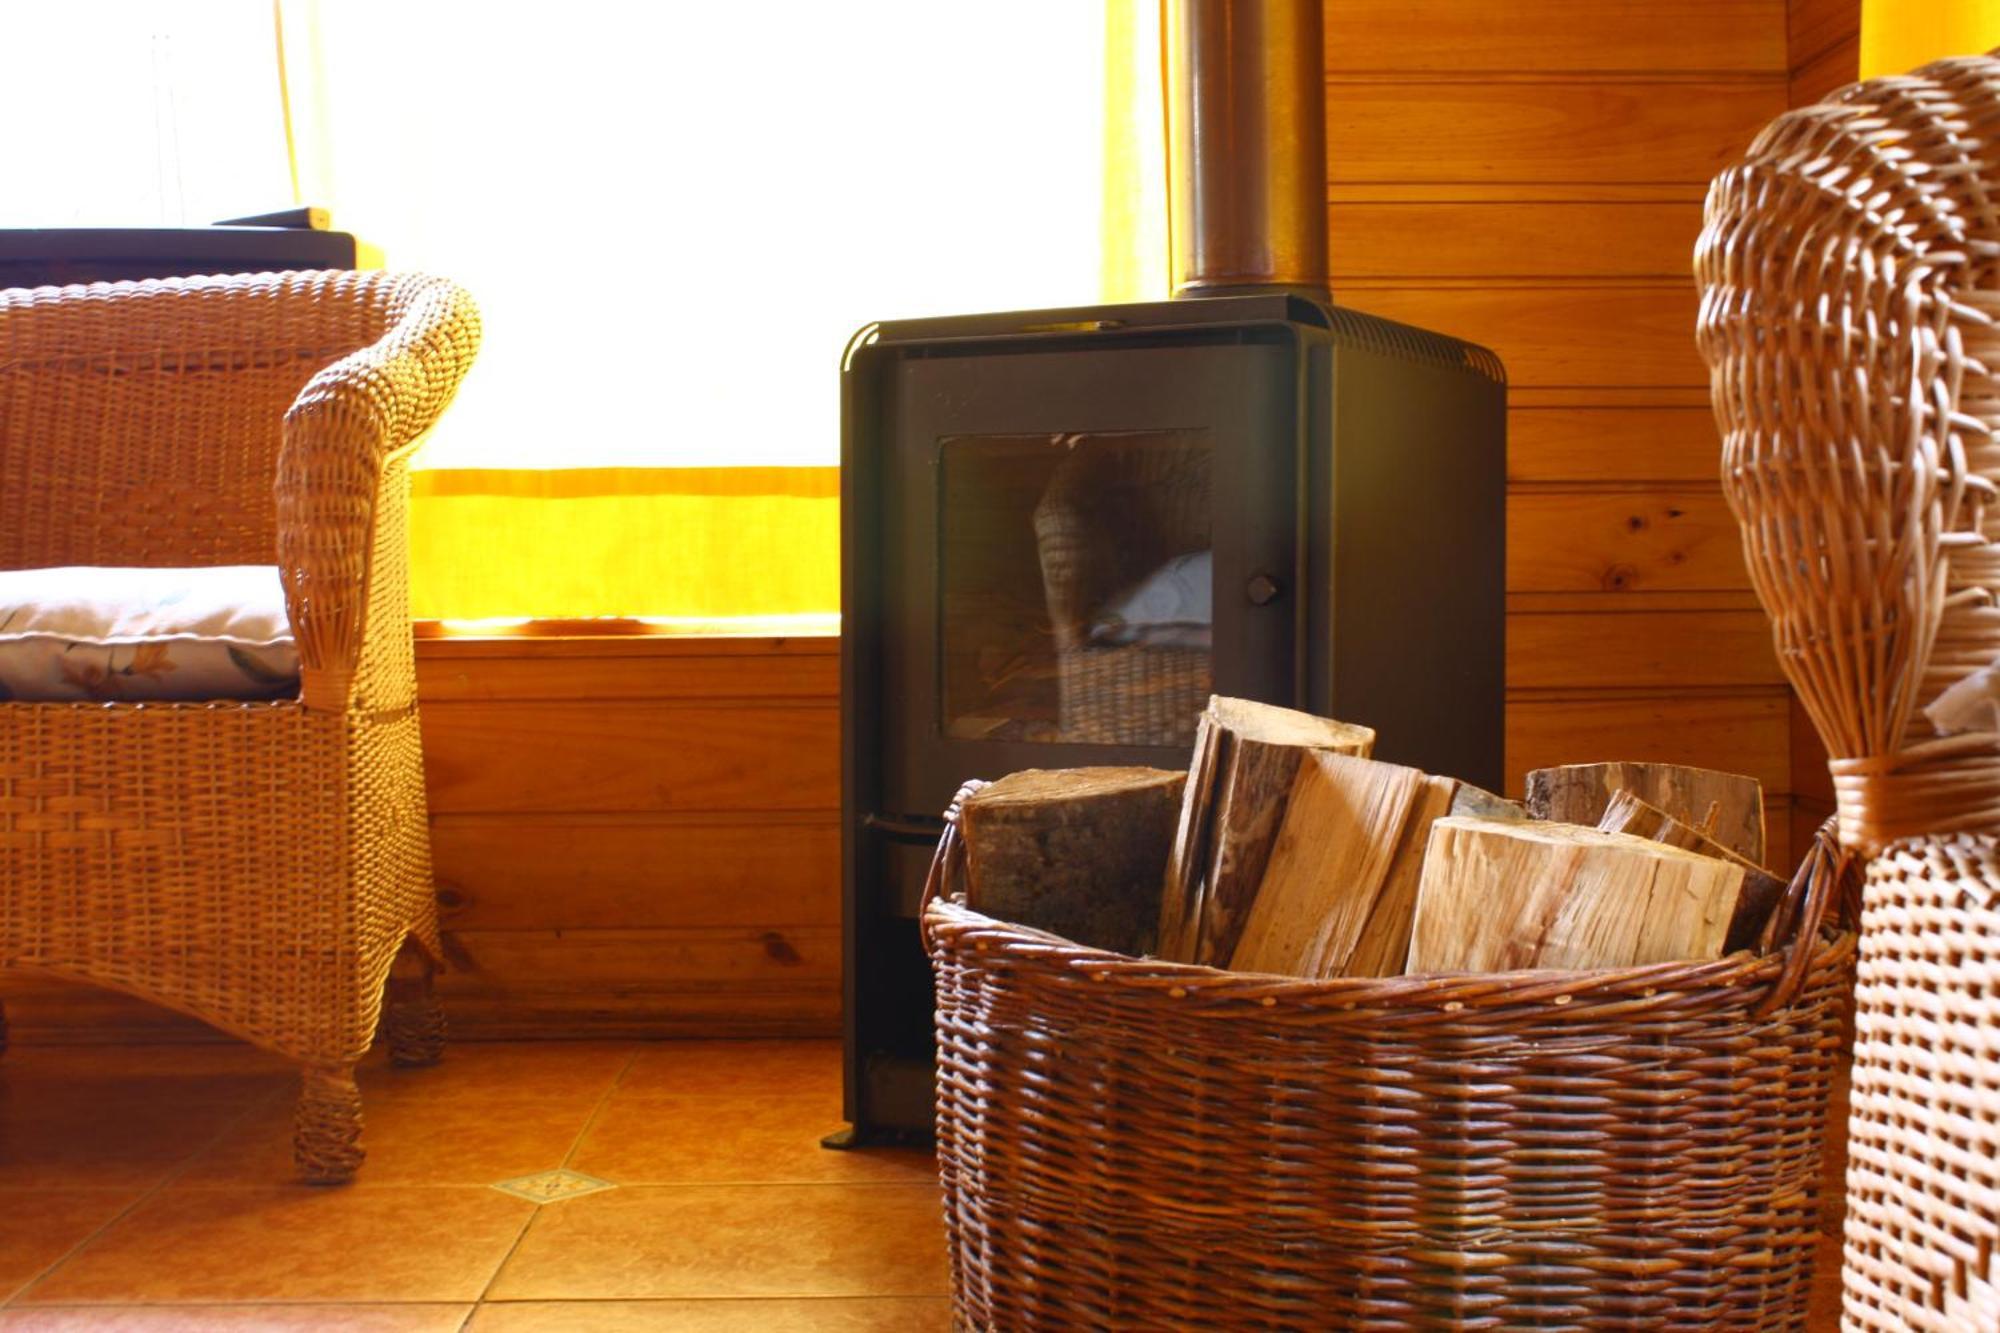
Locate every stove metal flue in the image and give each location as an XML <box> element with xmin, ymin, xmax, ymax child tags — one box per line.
<box><xmin>1167</xmin><ymin>0</ymin><xmax>1330</xmax><ymax>298</ymax></box>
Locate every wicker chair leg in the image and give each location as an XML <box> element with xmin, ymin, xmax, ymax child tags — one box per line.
<box><xmin>294</xmin><ymin>1065</ymin><xmax>364</xmax><ymax>1185</ymax></box>
<box><xmin>384</xmin><ymin>949</ymin><xmax>446</xmax><ymax>1069</ymax></box>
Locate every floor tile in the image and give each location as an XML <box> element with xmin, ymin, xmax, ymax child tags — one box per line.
<box><xmin>0</xmin><ymin>1306</ymin><xmax>470</xmax><ymax>1332</ymax></box>
<box><xmin>164</xmin><ymin>1042</ymin><xmax>635</xmax><ymax>1187</ymax></box>
<box><xmin>468</xmin><ymin>1297</ymin><xmax>953</xmax><ymax>1331</ymax></box>
<box><xmin>174</xmin><ymin>1092</ymin><xmax>598</xmax><ymax>1189</ymax></box>
<box><xmin>0</xmin><ymin>1190</ymin><xmax>139</xmax><ymax>1302</ymax></box>
<box><xmin>356</xmin><ymin>1043</ymin><xmax>634</xmax><ymax>1105</ymax></box>
<box><xmin>571</xmin><ymin>1094</ymin><xmax>932</xmax><ymax>1186</ymax></box>
<box><xmin>488</xmin><ymin>1184</ymin><xmax>948</xmax><ymax>1301</ymax></box>
<box><xmin>1</xmin><ymin>1044</ymin><xmax>293</xmax><ymax>1107</ymax></box>
<box><xmin>0</xmin><ymin>1097</ymin><xmax>256</xmax><ymax>1190</ymax></box>
<box><xmin>491</xmin><ymin>1170</ymin><xmax>616</xmax><ymax>1204</ymax></box>
<box><xmin>22</xmin><ymin>1186</ymin><xmax>534</xmax><ymax>1305</ymax></box>
<box><xmin>615</xmin><ymin>1042</ymin><xmax>840</xmax><ymax>1102</ymax></box>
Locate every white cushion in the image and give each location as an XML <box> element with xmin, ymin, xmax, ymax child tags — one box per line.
<box><xmin>1088</xmin><ymin>550</ymin><xmax>1214</xmax><ymax>650</ymax></box>
<box><xmin>0</xmin><ymin>566</ymin><xmax>300</xmax><ymax>703</ymax></box>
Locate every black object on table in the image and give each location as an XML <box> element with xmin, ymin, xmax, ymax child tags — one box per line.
<box><xmin>0</xmin><ymin>223</ymin><xmax>358</xmax><ymax>289</ymax></box>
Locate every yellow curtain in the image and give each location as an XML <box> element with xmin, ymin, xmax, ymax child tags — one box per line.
<box><xmin>1861</xmin><ymin>0</ymin><xmax>2000</xmax><ymax>76</ymax></box>
<box><xmin>409</xmin><ymin>467</ymin><xmax>838</xmax><ymax>626</ymax></box>
<box><xmin>1102</xmin><ymin>0</ymin><xmax>1170</xmax><ymax>306</ymax></box>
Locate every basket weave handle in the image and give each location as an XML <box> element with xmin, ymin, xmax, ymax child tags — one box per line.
<box><xmin>918</xmin><ymin>780</ymin><xmax>988</xmax><ymax>953</ymax></box>
<box><xmin>1750</xmin><ymin>814</ymin><xmax>1853</xmax><ymax>1018</ymax></box>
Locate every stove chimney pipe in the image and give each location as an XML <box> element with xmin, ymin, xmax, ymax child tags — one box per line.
<box><xmin>1166</xmin><ymin>0</ymin><xmax>1330</xmax><ymax>299</ymax></box>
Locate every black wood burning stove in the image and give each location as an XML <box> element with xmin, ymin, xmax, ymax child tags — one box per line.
<box><xmin>831</xmin><ymin>0</ymin><xmax>1507</xmax><ymax>1144</ymax></box>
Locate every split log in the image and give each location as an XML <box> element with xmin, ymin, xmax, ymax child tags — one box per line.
<box><xmin>1451</xmin><ymin>783</ymin><xmax>1529</xmax><ymax>822</ymax></box>
<box><xmin>1408</xmin><ymin>816</ymin><xmax>1746</xmax><ymax>974</ymax></box>
<box><xmin>1348</xmin><ymin>775</ymin><xmax>1462</xmax><ymax>977</ymax></box>
<box><xmin>1229</xmin><ymin>751</ymin><xmax>1458</xmax><ymax>978</ymax></box>
<box><xmin>1595</xmin><ymin>789</ymin><xmax>1786</xmax><ymax>953</ymax></box>
<box><xmin>961</xmin><ymin>766</ymin><xmax>1185</xmax><ymax>954</ymax></box>
<box><xmin>1156</xmin><ymin>696</ymin><xmax>1376</xmax><ymax>965</ymax></box>
<box><xmin>1523</xmin><ymin>762</ymin><xmax>1766</xmax><ymax>866</ymax></box>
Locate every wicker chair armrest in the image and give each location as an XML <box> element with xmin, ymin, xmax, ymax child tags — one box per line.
<box><xmin>278</xmin><ymin>277</ymin><xmax>480</xmax><ymax>710</ymax></box>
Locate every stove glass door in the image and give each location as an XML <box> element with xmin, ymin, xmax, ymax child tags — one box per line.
<box><xmin>939</xmin><ymin>429</ymin><xmax>1213</xmax><ymax>747</ymax></box>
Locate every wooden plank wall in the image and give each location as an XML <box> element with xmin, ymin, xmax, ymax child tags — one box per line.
<box><xmin>0</xmin><ymin>636</ymin><xmax>844</xmax><ymax>1043</ymax></box>
<box><xmin>1791</xmin><ymin>0</ymin><xmax>1863</xmax><ymax>104</ymax></box>
<box><xmin>1324</xmin><ymin>0</ymin><xmax>1804</xmax><ymax>864</ymax></box>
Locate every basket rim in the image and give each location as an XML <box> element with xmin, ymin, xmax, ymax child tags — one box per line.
<box><xmin>925</xmin><ymin>892</ymin><xmax>1857</xmax><ymax>1019</ymax></box>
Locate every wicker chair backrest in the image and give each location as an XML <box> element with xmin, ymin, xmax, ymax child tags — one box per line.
<box><xmin>0</xmin><ymin>270</ymin><xmax>411</xmax><ymax>570</ymax></box>
<box><xmin>1699</xmin><ymin>54</ymin><xmax>2000</xmax><ymax>850</ymax></box>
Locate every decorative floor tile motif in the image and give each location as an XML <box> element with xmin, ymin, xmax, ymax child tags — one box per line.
<box><xmin>490</xmin><ymin>1169</ymin><xmax>617</xmax><ymax>1204</ymax></box>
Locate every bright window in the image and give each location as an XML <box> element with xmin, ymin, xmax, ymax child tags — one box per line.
<box><xmin>3</xmin><ymin>2</ymin><xmax>1134</xmax><ymax>471</ymax></box>
<box><xmin>286</xmin><ymin>1</ymin><xmax>1118</xmax><ymax>470</ymax></box>
<box><xmin>0</xmin><ymin>1</ymin><xmax>290</xmax><ymax>226</ymax></box>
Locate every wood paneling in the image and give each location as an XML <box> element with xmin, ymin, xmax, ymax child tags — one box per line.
<box><xmin>1789</xmin><ymin>0</ymin><xmax>1862</xmax><ymax>71</ymax></box>
<box><xmin>418</xmin><ymin>637</ymin><xmax>843</xmax><ymax>1037</ymax></box>
<box><xmin>1791</xmin><ymin>692</ymin><xmax>1835</xmax><ymax>806</ymax></box>
<box><xmin>1509</xmin><ymin>408</ymin><xmax>1725</xmax><ymax>484</ymax></box>
<box><xmin>1330</xmin><ymin>0</ymin><xmax>1804</xmax><ymax>882</ymax></box>
<box><xmin>1786</xmin><ymin>2</ymin><xmax>1861</xmax><ymax>131</ymax></box>
<box><xmin>1326</xmin><ymin>0</ymin><xmax>1787</xmax><ymax>74</ymax></box>
<box><xmin>1790</xmin><ymin>34</ymin><xmax>1859</xmax><ymax>104</ymax></box>
<box><xmin>432</xmin><ymin>814</ymin><xmax>837</xmax><ymax>931</ymax></box>
<box><xmin>1342</xmin><ymin>284</ymin><xmax>1706</xmax><ymax>388</ymax></box>
<box><xmin>422</xmin><ymin>701</ymin><xmax>836</xmax><ymax>815</ymax></box>
<box><xmin>1327</xmin><ymin>81</ymin><xmax>1783</xmax><ymax>185</ymax></box>
<box><xmin>1330</xmin><ymin>201</ymin><xmax>1699</xmax><ymax>279</ymax></box>
<box><xmin>1508</xmin><ymin>489</ymin><xmax>1748</xmax><ymax>593</ymax></box>
<box><xmin>1508</xmin><ymin>609</ymin><xmax>1781</xmax><ymax>690</ymax></box>
<box><xmin>1506</xmin><ymin>692</ymin><xmax>1790</xmax><ymax>797</ymax></box>
<box><xmin>436</xmin><ymin>927</ymin><xmax>840</xmax><ymax>1039</ymax></box>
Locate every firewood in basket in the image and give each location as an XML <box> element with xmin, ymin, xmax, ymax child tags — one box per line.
<box><xmin>1407</xmin><ymin>816</ymin><xmax>1746</xmax><ymax>973</ymax></box>
<box><xmin>1594</xmin><ymin>789</ymin><xmax>1786</xmax><ymax>953</ymax></box>
<box><xmin>1523</xmin><ymin>762</ymin><xmax>1766</xmax><ymax>867</ymax></box>
<box><xmin>960</xmin><ymin>766</ymin><xmax>1186</xmax><ymax>955</ymax></box>
<box><xmin>1449</xmin><ymin>782</ymin><xmax>1529</xmax><ymax>822</ymax></box>
<box><xmin>1229</xmin><ymin>751</ymin><xmax>1458</xmax><ymax>979</ymax></box>
<box><xmin>1156</xmin><ymin>696</ymin><xmax>1376</xmax><ymax>966</ymax></box>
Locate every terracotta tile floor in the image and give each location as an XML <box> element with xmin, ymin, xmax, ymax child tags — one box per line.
<box><xmin>0</xmin><ymin>1037</ymin><xmax>1852</xmax><ymax>1329</ymax></box>
<box><xmin>0</xmin><ymin>1040</ymin><xmax>950</xmax><ymax>1331</ymax></box>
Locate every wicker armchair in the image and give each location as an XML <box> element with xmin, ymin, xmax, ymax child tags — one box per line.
<box><xmin>0</xmin><ymin>270</ymin><xmax>480</xmax><ymax>1183</ymax></box>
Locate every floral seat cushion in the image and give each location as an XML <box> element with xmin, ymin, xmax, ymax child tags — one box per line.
<box><xmin>0</xmin><ymin>566</ymin><xmax>299</xmax><ymax>702</ymax></box>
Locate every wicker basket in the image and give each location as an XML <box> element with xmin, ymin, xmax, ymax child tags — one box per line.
<box><xmin>924</xmin><ymin>786</ymin><xmax>1855</xmax><ymax>1331</ymax></box>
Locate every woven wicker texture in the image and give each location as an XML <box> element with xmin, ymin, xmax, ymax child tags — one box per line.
<box><xmin>0</xmin><ymin>270</ymin><xmax>480</xmax><ymax>1183</ymax></box>
<box><xmin>926</xmin><ymin>784</ymin><xmax>1851</xmax><ymax>1330</ymax></box>
<box><xmin>1699</xmin><ymin>55</ymin><xmax>2000</xmax><ymax>850</ymax></box>
<box><xmin>1697</xmin><ymin>53</ymin><xmax>2000</xmax><ymax>1332</ymax></box>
